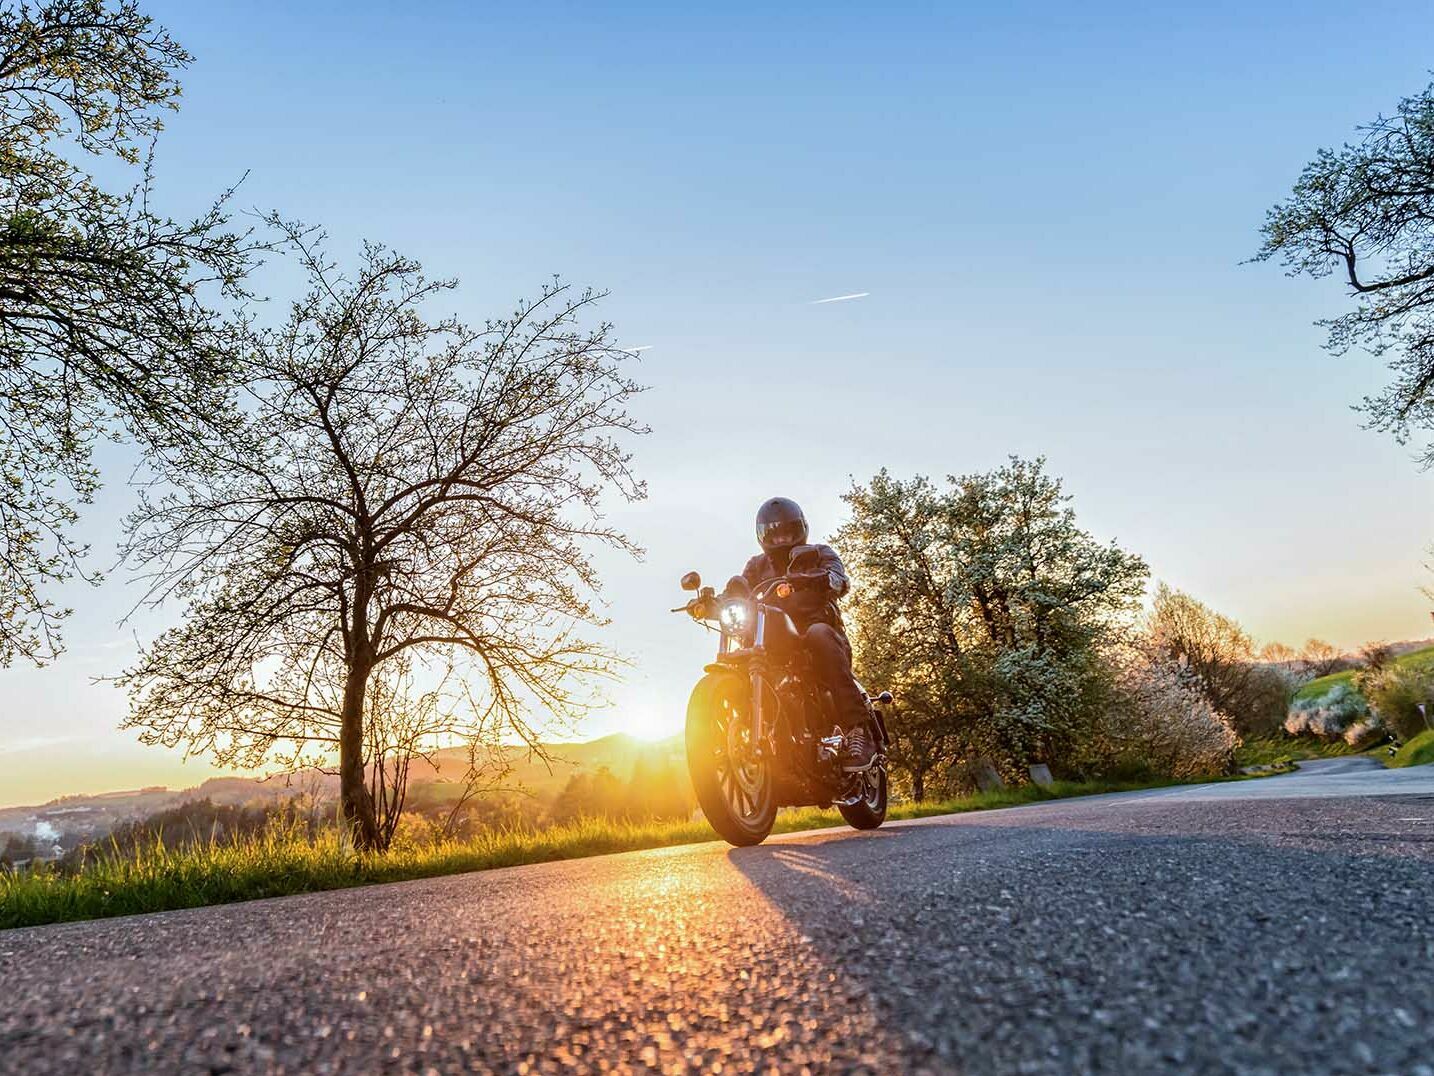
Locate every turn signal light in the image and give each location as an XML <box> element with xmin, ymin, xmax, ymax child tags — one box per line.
<box><xmin>775</xmin><ymin>582</ymin><xmax>793</xmax><ymax>598</ymax></box>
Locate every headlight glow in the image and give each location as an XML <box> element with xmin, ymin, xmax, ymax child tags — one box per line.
<box><xmin>719</xmin><ymin>600</ymin><xmax>750</xmax><ymax>633</ymax></box>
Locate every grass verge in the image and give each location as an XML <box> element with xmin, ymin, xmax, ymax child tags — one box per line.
<box><xmin>2</xmin><ymin>776</ymin><xmax>1191</xmax><ymax>931</ymax></box>
<box><xmin>1233</xmin><ymin>737</ymin><xmax>1360</xmax><ymax>768</ymax></box>
<box><xmin>1391</xmin><ymin>729</ymin><xmax>1434</xmax><ymax>768</ymax></box>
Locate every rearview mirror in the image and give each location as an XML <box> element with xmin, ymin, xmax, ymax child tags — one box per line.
<box><xmin>680</xmin><ymin>571</ymin><xmax>701</xmax><ymax>591</ymax></box>
<box><xmin>875</xmin><ymin>691</ymin><xmax>894</xmax><ymax>705</ymax></box>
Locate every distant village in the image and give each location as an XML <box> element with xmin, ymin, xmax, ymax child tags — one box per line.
<box><xmin>0</xmin><ymin>780</ymin><xmax>314</xmax><ymax>867</ymax></box>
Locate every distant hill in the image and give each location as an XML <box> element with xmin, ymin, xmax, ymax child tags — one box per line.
<box><xmin>1294</xmin><ymin>643</ymin><xmax>1434</xmax><ymax>702</ymax></box>
<box><xmin>388</xmin><ymin>731</ymin><xmax>683</xmax><ymax>796</ymax></box>
<box><xmin>0</xmin><ymin>732</ymin><xmax>685</xmax><ymax>843</ymax></box>
<box><xmin>1391</xmin><ymin>638</ymin><xmax>1434</xmax><ymax>657</ymax></box>
<box><xmin>468</xmin><ymin>732</ymin><xmax>684</xmax><ymax>799</ymax></box>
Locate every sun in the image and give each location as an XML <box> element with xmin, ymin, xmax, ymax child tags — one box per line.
<box><xmin>622</xmin><ymin>702</ymin><xmax>682</xmax><ymax>743</ymax></box>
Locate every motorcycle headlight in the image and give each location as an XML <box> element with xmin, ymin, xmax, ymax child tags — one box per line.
<box><xmin>719</xmin><ymin>599</ymin><xmax>750</xmax><ymax>634</ymax></box>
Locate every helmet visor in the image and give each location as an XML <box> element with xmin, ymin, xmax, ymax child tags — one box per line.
<box><xmin>757</xmin><ymin>517</ymin><xmax>806</xmax><ymax>551</ymax></box>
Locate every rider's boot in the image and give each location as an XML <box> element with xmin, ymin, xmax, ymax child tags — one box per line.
<box><xmin>842</xmin><ymin>725</ymin><xmax>875</xmax><ymax>772</ymax></box>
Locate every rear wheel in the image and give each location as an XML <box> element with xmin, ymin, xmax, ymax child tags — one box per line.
<box><xmin>686</xmin><ymin>672</ymin><xmax>777</xmax><ymax>846</ymax></box>
<box><xmin>838</xmin><ymin>763</ymin><xmax>887</xmax><ymax>830</ymax></box>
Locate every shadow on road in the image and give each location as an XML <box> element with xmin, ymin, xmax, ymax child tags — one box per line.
<box><xmin>726</xmin><ymin>798</ymin><xmax>1434</xmax><ymax>1073</ymax></box>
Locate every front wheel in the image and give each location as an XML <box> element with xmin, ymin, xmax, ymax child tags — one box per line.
<box><xmin>686</xmin><ymin>672</ymin><xmax>777</xmax><ymax>846</ymax></box>
<box><xmin>838</xmin><ymin>764</ymin><xmax>887</xmax><ymax>830</ymax></box>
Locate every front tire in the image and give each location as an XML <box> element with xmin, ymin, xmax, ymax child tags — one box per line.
<box><xmin>839</xmin><ymin>764</ymin><xmax>887</xmax><ymax>830</ymax></box>
<box><xmin>686</xmin><ymin>672</ymin><xmax>777</xmax><ymax>846</ymax></box>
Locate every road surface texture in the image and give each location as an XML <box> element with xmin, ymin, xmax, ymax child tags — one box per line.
<box><xmin>4</xmin><ymin>758</ymin><xmax>1434</xmax><ymax>1074</ymax></box>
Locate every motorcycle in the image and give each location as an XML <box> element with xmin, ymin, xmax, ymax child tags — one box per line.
<box><xmin>673</xmin><ymin>569</ymin><xmax>892</xmax><ymax>846</ymax></box>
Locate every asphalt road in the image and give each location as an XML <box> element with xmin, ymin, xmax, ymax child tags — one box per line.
<box><xmin>4</xmin><ymin>759</ymin><xmax>1434</xmax><ymax>1075</ymax></box>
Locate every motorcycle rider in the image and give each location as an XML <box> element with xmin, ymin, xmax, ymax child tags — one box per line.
<box><xmin>726</xmin><ymin>497</ymin><xmax>875</xmax><ymax>771</ymax></box>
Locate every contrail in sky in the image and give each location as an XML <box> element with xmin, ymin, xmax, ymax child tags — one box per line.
<box><xmin>810</xmin><ymin>292</ymin><xmax>869</xmax><ymax>305</ymax></box>
<box><xmin>621</xmin><ymin>345</ymin><xmax>654</xmax><ymax>353</ymax></box>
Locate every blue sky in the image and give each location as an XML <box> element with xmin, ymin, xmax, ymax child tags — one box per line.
<box><xmin>5</xmin><ymin>1</ymin><xmax>1434</xmax><ymax>803</ymax></box>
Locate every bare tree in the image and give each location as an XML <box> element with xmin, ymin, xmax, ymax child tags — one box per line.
<box><xmin>357</xmin><ymin>659</ymin><xmax>516</xmax><ymax>850</ymax></box>
<box><xmin>1256</xmin><ymin>81</ymin><xmax>1434</xmax><ymax>463</ymax></box>
<box><xmin>1258</xmin><ymin>641</ymin><xmax>1312</xmax><ymax>689</ymax></box>
<box><xmin>118</xmin><ymin>223</ymin><xmax>646</xmax><ymax>851</ymax></box>
<box><xmin>1299</xmin><ymin>638</ymin><xmax>1345</xmax><ymax>679</ymax></box>
<box><xmin>1258</xmin><ymin>641</ymin><xmax>1295</xmax><ymax>666</ymax></box>
<box><xmin>1356</xmin><ymin>641</ymin><xmax>1395</xmax><ymax>673</ymax></box>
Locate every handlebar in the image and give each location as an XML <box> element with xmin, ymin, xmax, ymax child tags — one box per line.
<box><xmin>671</xmin><ymin>571</ymin><xmax>826</xmax><ymax>618</ymax></box>
<box><xmin>753</xmin><ymin>572</ymin><xmax>827</xmax><ymax>599</ymax></box>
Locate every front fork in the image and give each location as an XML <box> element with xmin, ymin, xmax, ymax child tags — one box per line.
<box><xmin>749</xmin><ymin>667</ymin><xmax>767</xmax><ymax>757</ymax></box>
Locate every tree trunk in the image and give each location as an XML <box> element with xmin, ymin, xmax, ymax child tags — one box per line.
<box><xmin>339</xmin><ymin>660</ymin><xmax>381</xmax><ymax>852</ymax></box>
<box><xmin>911</xmin><ymin>768</ymin><xmax>926</xmax><ymax>802</ymax></box>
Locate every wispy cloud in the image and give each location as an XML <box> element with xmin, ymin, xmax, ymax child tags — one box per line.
<box><xmin>810</xmin><ymin>292</ymin><xmax>869</xmax><ymax>305</ymax></box>
<box><xmin>0</xmin><ymin>734</ymin><xmax>80</xmax><ymax>756</ymax></box>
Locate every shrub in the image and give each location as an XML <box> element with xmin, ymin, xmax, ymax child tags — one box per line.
<box><xmin>1146</xmin><ymin>585</ymin><xmax>1290</xmax><ymax>738</ymax></box>
<box><xmin>1284</xmin><ymin>682</ymin><xmax>1368</xmax><ymax>740</ymax></box>
<box><xmin>1343</xmin><ymin>717</ymin><xmax>1385</xmax><ymax>750</ymax></box>
<box><xmin>1086</xmin><ymin>654</ymin><xmax>1238</xmax><ymax>780</ymax></box>
<box><xmin>1358</xmin><ymin>641</ymin><xmax>1396</xmax><ymax>672</ymax></box>
<box><xmin>1230</xmin><ymin>666</ymin><xmax>1295</xmax><ymax>739</ymax></box>
<box><xmin>1358</xmin><ymin>663</ymin><xmax>1434</xmax><ymax>742</ymax></box>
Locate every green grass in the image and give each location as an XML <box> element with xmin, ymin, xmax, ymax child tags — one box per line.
<box><xmin>2</xmin><ymin>776</ymin><xmax>1193</xmax><ymax>931</ymax></box>
<box><xmin>1293</xmin><ymin>669</ymin><xmax>1356</xmax><ymax>702</ymax></box>
<box><xmin>1391</xmin><ymin>728</ymin><xmax>1434</xmax><ymax>768</ymax></box>
<box><xmin>1294</xmin><ymin>644</ymin><xmax>1434</xmax><ymax>703</ymax></box>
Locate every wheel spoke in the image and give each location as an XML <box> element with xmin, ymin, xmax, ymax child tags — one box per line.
<box><xmin>723</xmin><ymin>770</ymin><xmax>746</xmax><ymax>818</ymax></box>
<box><xmin>703</xmin><ymin>687</ymin><xmax>769</xmax><ymax>826</ymax></box>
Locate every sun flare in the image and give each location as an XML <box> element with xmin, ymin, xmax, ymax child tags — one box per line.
<box><xmin>622</xmin><ymin>703</ymin><xmax>682</xmax><ymax>743</ymax></box>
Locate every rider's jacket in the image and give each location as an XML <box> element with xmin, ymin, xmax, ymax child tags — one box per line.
<box><xmin>739</xmin><ymin>543</ymin><xmax>850</xmax><ymax>633</ymax></box>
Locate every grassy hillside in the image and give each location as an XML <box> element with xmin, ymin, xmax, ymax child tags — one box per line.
<box><xmin>1293</xmin><ymin>644</ymin><xmax>1434</xmax><ymax>702</ymax></box>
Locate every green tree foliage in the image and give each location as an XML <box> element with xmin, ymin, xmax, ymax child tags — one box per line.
<box><xmin>1357</xmin><ymin>662</ymin><xmax>1434</xmax><ymax>742</ymax></box>
<box><xmin>838</xmin><ymin>457</ymin><xmax>1149</xmax><ymax>782</ymax></box>
<box><xmin>844</xmin><ymin>592</ymin><xmax>954</xmax><ymax>801</ymax></box>
<box><xmin>1257</xmin><ymin>80</ymin><xmax>1434</xmax><ymax>463</ymax></box>
<box><xmin>117</xmin><ymin>223</ymin><xmax>646</xmax><ymax>852</ymax></box>
<box><xmin>0</xmin><ymin>1</ymin><xmax>256</xmax><ymax>664</ymax></box>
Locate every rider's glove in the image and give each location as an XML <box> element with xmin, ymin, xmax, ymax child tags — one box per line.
<box><xmin>793</xmin><ymin>571</ymin><xmax>831</xmax><ymax>592</ymax></box>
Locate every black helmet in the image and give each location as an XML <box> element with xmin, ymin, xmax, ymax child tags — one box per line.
<box><xmin>755</xmin><ymin>497</ymin><xmax>808</xmax><ymax>554</ymax></box>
